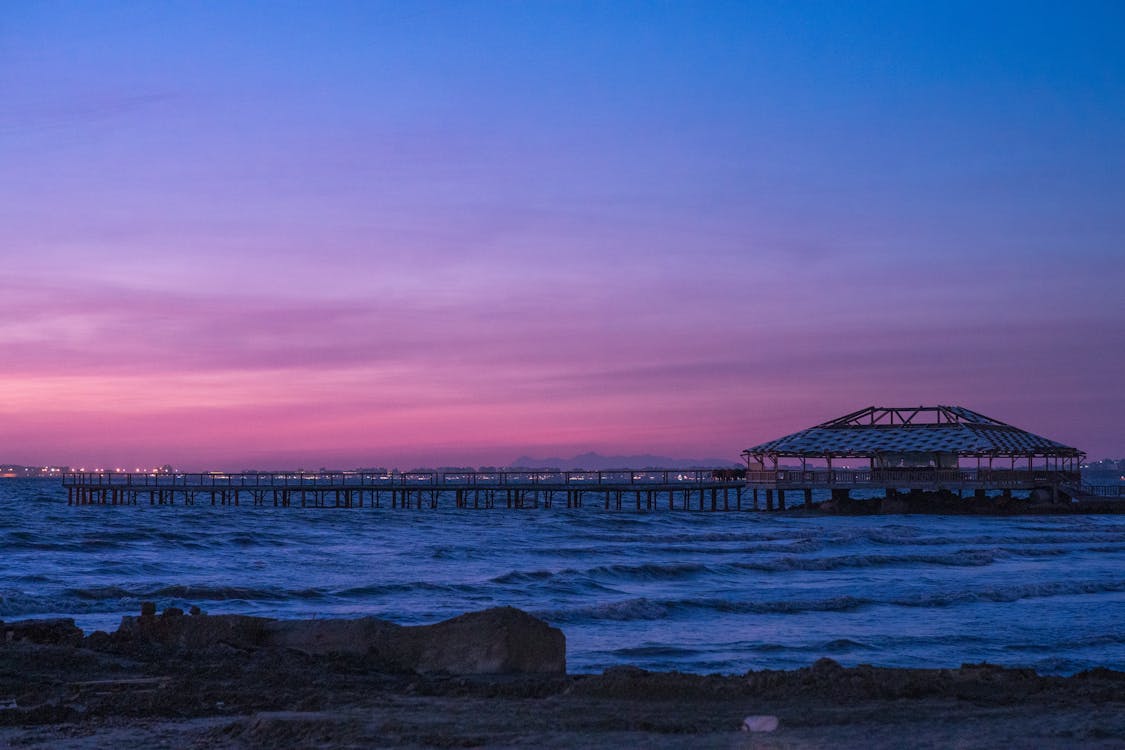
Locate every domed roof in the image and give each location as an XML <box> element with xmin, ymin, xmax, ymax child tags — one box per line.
<box><xmin>743</xmin><ymin>406</ymin><xmax>1081</xmax><ymax>458</ymax></box>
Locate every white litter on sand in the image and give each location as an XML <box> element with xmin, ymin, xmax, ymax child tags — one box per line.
<box><xmin>741</xmin><ymin>715</ymin><xmax>779</xmax><ymax>732</ymax></box>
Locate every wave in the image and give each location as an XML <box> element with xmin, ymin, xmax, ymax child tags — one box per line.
<box><xmin>852</xmin><ymin>531</ymin><xmax>1125</xmax><ymax>548</ymax></box>
<box><xmin>1002</xmin><ymin>633</ymin><xmax>1125</xmax><ymax>651</ymax></box>
<box><xmin>890</xmin><ymin>579</ymin><xmax>1125</xmax><ymax>608</ymax></box>
<box><xmin>726</xmin><ymin>547</ymin><xmax>1060</xmax><ymax>572</ymax></box>
<box><xmin>491</xmin><ymin>561</ymin><xmax>731</xmax><ymax>587</ymax></box>
<box><xmin>539</xmin><ymin>579</ymin><xmax>1125</xmax><ymax>623</ymax></box>
<box><xmin>490</xmin><ymin>570</ymin><xmax>558</xmax><ymax>584</ymax></box>
<box><xmin>67</xmin><ymin>584</ymin><xmax>326</xmax><ymax>602</ymax></box>
<box><xmin>821</xmin><ymin>638</ymin><xmax>872</xmax><ymax>652</ymax></box>
<box><xmin>541</xmin><ymin>598</ymin><xmax>674</xmax><ymax>621</ymax></box>
<box><xmin>69</xmin><ymin>585</ymin><xmax>136</xmax><ymax>600</ymax></box>
<box><xmin>490</xmin><ymin>547</ymin><xmax>1063</xmax><ymax>587</ymax></box>
<box><xmin>743</xmin><ymin>638</ymin><xmax>874</xmax><ymax>653</ymax></box>
<box><xmin>429</xmin><ymin>546</ymin><xmax>483</xmax><ymax>561</ymax></box>
<box><xmin>153</xmin><ymin>584</ymin><xmax>324</xmax><ymax>600</ymax></box>
<box><xmin>587</xmin><ymin>562</ymin><xmax>710</xmax><ymax>580</ymax></box>
<box><xmin>334</xmin><ymin>581</ymin><xmax>477</xmax><ymax>597</ymax></box>
<box><xmin>585</xmin><ymin>531</ymin><xmax>817</xmax><ymax>545</ymax></box>
<box><xmin>609</xmin><ymin>645</ymin><xmax>703</xmax><ymax>658</ymax></box>
<box><xmin>0</xmin><ymin>583</ymin><xmax>333</xmax><ymax>617</ymax></box>
<box><xmin>0</xmin><ymin>591</ymin><xmax>63</xmax><ymax>617</ymax></box>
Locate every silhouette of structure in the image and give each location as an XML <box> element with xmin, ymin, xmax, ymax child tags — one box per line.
<box><xmin>742</xmin><ymin>405</ymin><xmax>1085</xmax><ymax>508</ymax></box>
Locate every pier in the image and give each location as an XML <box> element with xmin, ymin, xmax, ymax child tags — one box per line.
<box><xmin>62</xmin><ymin>469</ymin><xmax>747</xmax><ymax>511</ymax></box>
<box><xmin>57</xmin><ymin>406</ymin><xmax>1118</xmax><ymax>512</ymax></box>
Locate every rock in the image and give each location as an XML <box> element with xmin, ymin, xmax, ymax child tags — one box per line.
<box><xmin>1</xmin><ymin>618</ymin><xmax>84</xmax><ymax>646</ymax></box>
<box><xmin>98</xmin><ymin>607</ymin><xmax>565</xmax><ymax>675</ymax></box>
<box><xmin>389</xmin><ymin>606</ymin><xmax>566</xmax><ymax>675</ymax></box>
<box><xmin>190</xmin><ymin>606</ymin><xmax>203</xmax><ymax>616</ymax></box>
<box><xmin>264</xmin><ymin>617</ymin><xmax>399</xmax><ymax>656</ymax></box>
<box><xmin>140</xmin><ymin>601</ymin><xmax>156</xmax><ymax>618</ymax></box>
<box><xmin>84</xmin><ymin>630</ymin><xmax>112</xmax><ymax>650</ymax></box>
<box><xmin>810</xmin><ymin>657</ymin><xmax>845</xmax><ymax>677</ymax></box>
<box><xmin>266</xmin><ymin>606</ymin><xmax>566</xmax><ymax>675</ymax></box>
<box><xmin>162</xmin><ymin>607</ymin><xmax>184</xmax><ymax>618</ymax></box>
<box><xmin>112</xmin><ymin>613</ymin><xmax>272</xmax><ymax>653</ymax></box>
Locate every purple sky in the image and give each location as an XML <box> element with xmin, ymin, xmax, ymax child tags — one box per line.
<box><xmin>2</xmin><ymin>1</ymin><xmax>1123</xmax><ymax>469</ymax></box>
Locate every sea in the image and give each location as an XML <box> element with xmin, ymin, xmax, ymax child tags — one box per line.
<box><xmin>2</xmin><ymin>478</ymin><xmax>1123</xmax><ymax>676</ymax></box>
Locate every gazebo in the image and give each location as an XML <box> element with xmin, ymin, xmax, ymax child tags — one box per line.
<box><xmin>741</xmin><ymin>406</ymin><xmax>1084</xmax><ymax>507</ymax></box>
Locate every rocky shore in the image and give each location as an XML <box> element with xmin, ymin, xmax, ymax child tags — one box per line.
<box><xmin>2</xmin><ymin>607</ymin><xmax>1124</xmax><ymax>748</ymax></box>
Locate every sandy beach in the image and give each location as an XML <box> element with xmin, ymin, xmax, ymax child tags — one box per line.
<box><xmin>2</xmin><ymin>609</ymin><xmax>1123</xmax><ymax>749</ymax></box>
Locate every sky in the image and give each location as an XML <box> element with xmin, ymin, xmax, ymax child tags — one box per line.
<box><xmin>2</xmin><ymin>1</ymin><xmax>1123</xmax><ymax>469</ymax></box>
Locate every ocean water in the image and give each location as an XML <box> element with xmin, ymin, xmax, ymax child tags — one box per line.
<box><xmin>2</xmin><ymin>479</ymin><xmax>1123</xmax><ymax>675</ymax></box>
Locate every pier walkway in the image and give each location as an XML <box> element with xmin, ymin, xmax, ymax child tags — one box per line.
<box><xmin>59</xmin><ymin>469</ymin><xmax>1120</xmax><ymax>510</ymax></box>
<box><xmin>61</xmin><ymin>470</ymin><xmax>747</xmax><ymax>511</ymax></box>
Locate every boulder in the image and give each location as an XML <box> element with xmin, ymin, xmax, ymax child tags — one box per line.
<box><xmin>265</xmin><ymin>606</ymin><xmax>566</xmax><ymax>675</ymax></box>
<box><xmin>387</xmin><ymin>606</ymin><xmax>566</xmax><ymax>675</ymax></box>
<box><xmin>101</xmin><ymin>606</ymin><xmax>566</xmax><ymax>675</ymax></box>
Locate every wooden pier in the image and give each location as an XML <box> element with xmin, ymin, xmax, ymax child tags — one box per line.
<box><xmin>61</xmin><ymin>470</ymin><xmax>747</xmax><ymax>511</ymax></box>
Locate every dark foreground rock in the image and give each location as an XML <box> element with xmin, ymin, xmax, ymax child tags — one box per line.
<box><xmin>1</xmin><ymin>618</ymin><xmax>83</xmax><ymax>647</ymax></box>
<box><xmin>1</xmin><ymin>614</ymin><xmax>1123</xmax><ymax>748</ymax></box>
<box><xmin>575</xmin><ymin>658</ymin><xmax>1125</xmax><ymax>704</ymax></box>
<box><xmin>105</xmin><ymin>605</ymin><xmax>566</xmax><ymax>675</ymax></box>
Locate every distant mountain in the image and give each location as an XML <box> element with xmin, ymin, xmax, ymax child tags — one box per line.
<box><xmin>509</xmin><ymin>451</ymin><xmax>741</xmax><ymax>470</ymax></box>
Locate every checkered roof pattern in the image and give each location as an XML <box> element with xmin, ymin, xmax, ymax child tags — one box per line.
<box><xmin>743</xmin><ymin>406</ymin><xmax>1081</xmax><ymax>458</ymax></box>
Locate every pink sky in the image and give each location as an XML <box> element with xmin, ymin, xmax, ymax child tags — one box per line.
<box><xmin>2</xmin><ymin>3</ymin><xmax>1122</xmax><ymax>468</ymax></box>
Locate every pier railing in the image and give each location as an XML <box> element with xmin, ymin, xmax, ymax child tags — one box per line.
<box><xmin>1076</xmin><ymin>483</ymin><xmax>1125</xmax><ymax>498</ymax></box>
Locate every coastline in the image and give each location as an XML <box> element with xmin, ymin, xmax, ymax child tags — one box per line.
<box><xmin>2</xmin><ymin>609</ymin><xmax>1123</xmax><ymax>748</ymax></box>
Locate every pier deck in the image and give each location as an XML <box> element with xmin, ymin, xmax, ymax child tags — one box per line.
<box><xmin>61</xmin><ymin>470</ymin><xmax>747</xmax><ymax>511</ymax></box>
<box><xmin>59</xmin><ymin>468</ymin><xmax>1119</xmax><ymax>510</ymax></box>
